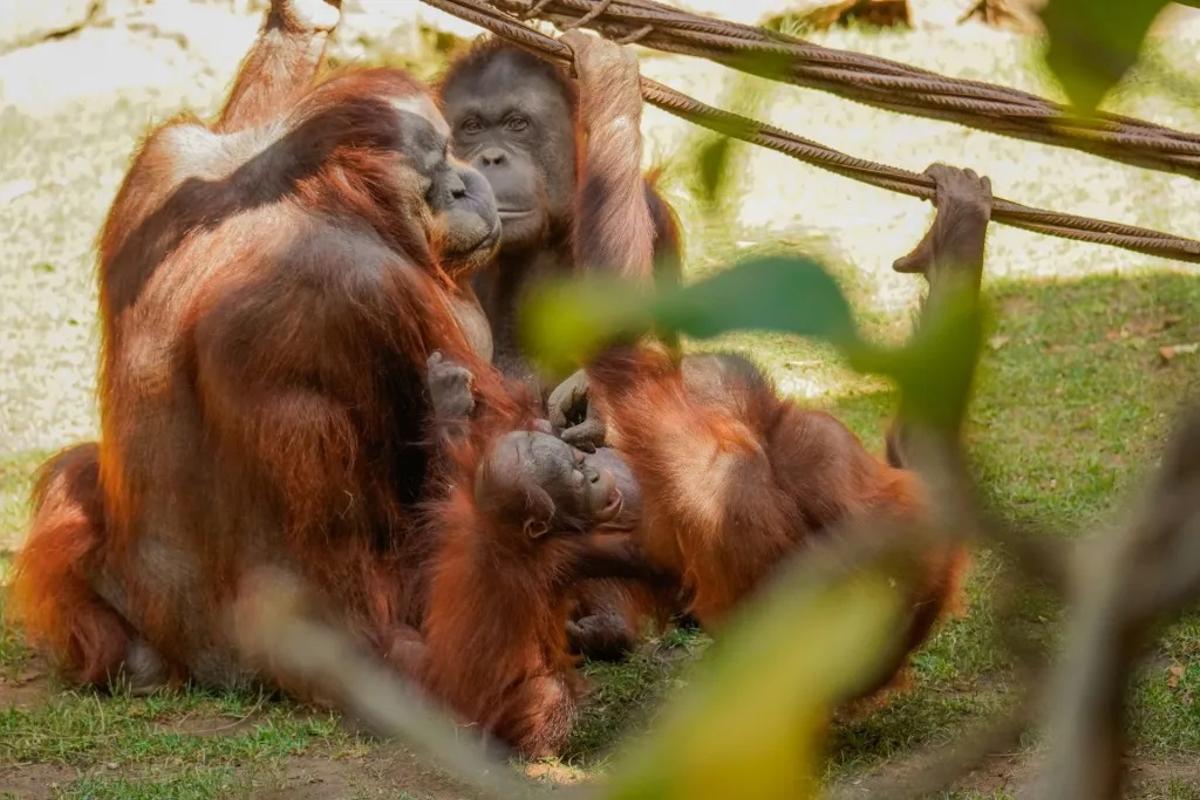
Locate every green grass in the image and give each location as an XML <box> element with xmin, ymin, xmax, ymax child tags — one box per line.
<box><xmin>0</xmin><ymin>679</ymin><xmax>367</xmax><ymax>798</ymax></box>
<box><xmin>1</xmin><ymin>688</ymin><xmax>344</xmax><ymax>766</ymax></box>
<box><xmin>566</xmin><ymin>627</ymin><xmax>711</xmax><ymax>763</ymax></box>
<box><xmin>0</xmin><ymin>451</ymin><xmax>46</xmax><ymax>561</ymax></box>
<box><xmin>59</xmin><ymin>769</ymin><xmax>239</xmax><ymax>800</ymax></box>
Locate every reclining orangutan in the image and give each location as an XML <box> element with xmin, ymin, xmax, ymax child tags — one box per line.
<box><xmin>579</xmin><ymin>164</ymin><xmax>991</xmax><ymax>689</ymax></box>
<box><xmin>9</xmin><ymin>0</ymin><xmax>523</xmax><ymax>693</ymax></box>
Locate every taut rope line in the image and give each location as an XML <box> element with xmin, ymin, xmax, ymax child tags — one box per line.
<box><xmin>419</xmin><ymin>0</ymin><xmax>1200</xmax><ymax>263</ymax></box>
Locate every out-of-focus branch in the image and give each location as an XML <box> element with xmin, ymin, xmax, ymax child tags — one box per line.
<box><xmin>234</xmin><ymin>569</ymin><xmax>567</xmax><ymax>800</ymax></box>
<box><xmin>834</xmin><ymin>417</ymin><xmax>1048</xmax><ymax>800</ymax></box>
<box><xmin>1031</xmin><ymin>407</ymin><xmax>1200</xmax><ymax>800</ymax></box>
<box><xmin>825</xmin><ymin>317</ymin><xmax>1200</xmax><ymax>799</ymax></box>
<box><xmin>829</xmin><ymin>707</ymin><xmax>1030</xmax><ymax>800</ymax></box>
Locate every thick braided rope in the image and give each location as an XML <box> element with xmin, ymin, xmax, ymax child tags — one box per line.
<box><xmin>419</xmin><ymin>0</ymin><xmax>1200</xmax><ymax>263</ymax></box>
<box><xmin>492</xmin><ymin>0</ymin><xmax>1200</xmax><ymax>176</ymax></box>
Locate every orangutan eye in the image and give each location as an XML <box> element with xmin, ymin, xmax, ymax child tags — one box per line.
<box><xmin>461</xmin><ymin>117</ymin><xmax>483</xmax><ymax>135</ymax></box>
<box><xmin>505</xmin><ymin>115</ymin><xmax>529</xmax><ymax>132</ymax></box>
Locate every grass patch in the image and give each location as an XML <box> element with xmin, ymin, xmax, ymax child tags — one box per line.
<box><xmin>58</xmin><ymin>767</ymin><xmax>239</xmax><ymax>800</ymax></box>
<box><xmin>0</xmin><ymin>450</ymin><xmax>46</xmax><ymax>557</ymax></box>
<box><xmin>1130</xmin><ymin>612</ymin><xmax>1200</xmax><ymax>754</ymax></box>
<box><xmin>0</xmin><ymin>685</ymin><xmax>348</xmax><ymax>767</ymax></box>
<box><xmin>566</xmin><ymin>628</ymin><xmax>711</xmax><ymax>764</ymax></box>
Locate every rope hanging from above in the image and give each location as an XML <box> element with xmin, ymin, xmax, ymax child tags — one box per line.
<box><xmin>487</xmin><ymin>0</ymin><xmax>1200</xmax><ymax>180</ymax></box>
<box><xmin>419</xmin><ymin>0</ymin><xmax>1200</xmax><ymax>264</ymax></box>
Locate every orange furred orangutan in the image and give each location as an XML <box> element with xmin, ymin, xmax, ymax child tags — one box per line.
<box><xmin>419</xmin><ymin>352</ymin><xmax>666</xmax><ymax>757</ymax></box>
<box><xmin>10</xmin><ymin>0</ymin><xmax>518</xmax><ymax>692</ymax></box>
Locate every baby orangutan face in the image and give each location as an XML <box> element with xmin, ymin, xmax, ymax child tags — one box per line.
<box><xmin>476</xmin><ymin>431</ymin><xmax>624</xmax><ymax>538</ymax></box>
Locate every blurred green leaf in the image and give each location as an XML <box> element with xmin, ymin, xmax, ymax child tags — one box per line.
<box><xmin>849</xmin><ymin>285</ymin><xmax>985</xmax><ymax>432</ymax></box>
<box><xmin>1041</xmin><ymin>0</ymin><xmax>1168</xmax><ymax>111</ymax></box>
<box><xmin>604</xmin><ymin>566</ymin><xmax>907</xmax><ymax>800</ymax></box>
<box><xmin>520</xmin><ymin>276</ymin><xmax>656</xmax><ymax>377</ymax></box>
<box><xmin>521</xmin><ymin>256</ymin><xmax>982</xmax><ymax>432</ymax></box>
<box><xmin>521</xmin><ymin>256</ymin><xmax>858</xmax><ymax>377</ymax></box>
<box><xmin>697</xmin><ymin>137</ymin><xmax>734</xmax><ymax>204</ymax></box>
<box><xmin>651</xmin><ymin>256</ymin><xmax>857</xmax><ymax>344</ymax></box>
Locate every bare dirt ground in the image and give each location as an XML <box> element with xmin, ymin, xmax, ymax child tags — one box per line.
<box><xmin>0</xmin><ymin>659</ymin><xmax>485</xmax><ymax>799</ymax></box>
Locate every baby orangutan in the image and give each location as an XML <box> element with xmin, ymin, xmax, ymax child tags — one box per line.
<box><xmin>480</xmin><ymin>431</ymin><xmax>627</xmax><ymax>536</ymax></box>
<box><xmin>421</xmin><ymin>362</ymin><xmax>664</xmax><ymax>757</ymax></box>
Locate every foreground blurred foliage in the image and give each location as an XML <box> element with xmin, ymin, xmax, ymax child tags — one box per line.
<box><xmin>1041</xmin><ymin>0</ymin><xmax>1197</xmax><ymax>110</ymax></box>
<box><xmin>523</xmin><ymin>255</ymin><xmax>982</xmax><ymax>432</ymax></box>
<box><xmin>522</xmin><ymin>248</ymin><xmax>981</xmax><ymax>798</ymax></box>
<box><xmin>605</xmin><ymin>570</ymin><xmax>907</xmax><ymax>800</ymax></box>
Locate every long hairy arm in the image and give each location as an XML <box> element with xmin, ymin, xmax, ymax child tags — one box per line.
<box><xmin>563</xmin><ymin>31</ymin><xmax>655</xmax><ymax>281</ymax></box>
<box><xmin>216</xmin><ymin>0</ymin><xmax>340</xmax><ymax>132</ymax></box>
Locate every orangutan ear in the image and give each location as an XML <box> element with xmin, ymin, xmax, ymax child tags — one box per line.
<box><xmin>522</xmin><ymin>486</ymin><xmax>556</xmax><ymax>539</ymax></box>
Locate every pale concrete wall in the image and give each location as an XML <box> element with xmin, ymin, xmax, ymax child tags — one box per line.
<box><xmin>0</xmin><ymin>0</ymin><xmax>98</xmax><ymax>53</ymax></box>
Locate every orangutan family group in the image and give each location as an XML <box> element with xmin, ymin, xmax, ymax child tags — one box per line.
<box><xmin>11</xmin><ymin>0</ymin><xmax>994</xmax><ymax>758</ymax></box>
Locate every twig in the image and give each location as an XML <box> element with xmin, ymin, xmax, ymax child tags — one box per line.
<box><xmin>1030</xmin><ymin>408</ymin><xmax>1200</xmax><ymax>800</ymax></box>
<box><xmin>233</xmin><ymin>568</ymin><xmax>574</xmax><ymax>800</ymax></box>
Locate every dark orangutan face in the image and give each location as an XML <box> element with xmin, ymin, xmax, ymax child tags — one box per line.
<box><xmin>393</xmin><ymin>93</ymin><xmax>501</xmax><ymax>276</ymax></box>
<box><xmin>589</xmin><ymin>448</ymin><xmax>642</xmax><ymax>531</ymax></box>
<box><xmin>478</xmin><ymin>431</ymin><xmax>623</xmax><ymax>538</ymax></box>
<box><xmin>441</xmin><ymin>50</ymin><xmax>576</xmax><ymax>253</ymax></box>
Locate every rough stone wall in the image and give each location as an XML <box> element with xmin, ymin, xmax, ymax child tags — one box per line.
<box><xmin>0</xmin><ymin>0</ymin><xmax>101</xmax><ymax>53</ymax></box>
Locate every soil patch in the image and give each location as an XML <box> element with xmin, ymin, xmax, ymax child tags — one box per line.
<box><xmin>253</xmin><ymin>748</ymin><xmax>483</xmax><ymax>800</ymax></box>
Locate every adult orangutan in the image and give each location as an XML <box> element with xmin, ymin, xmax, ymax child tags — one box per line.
<box><xmin>9</xmin><ymin>0</ymin><xmax>519</xmax><ymax>691</ymax></box>
<box><xmin>439</xmin><ymin>34</ymin><xmax>683</xmax><ymax>387</ymax></box>
<box><xmin>436</xmin><ymin>31</ymin><xmax>687</xmax><ymax>660</ymax></box>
